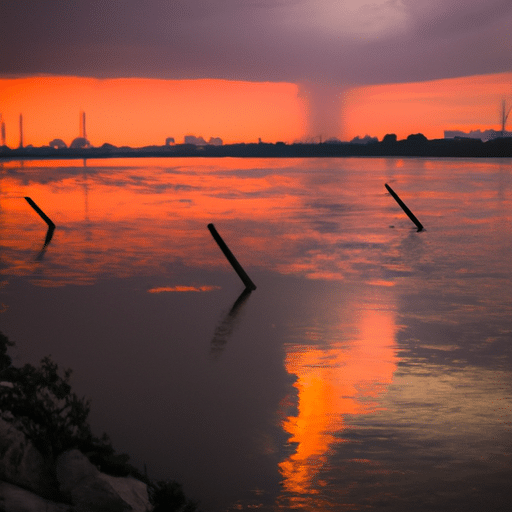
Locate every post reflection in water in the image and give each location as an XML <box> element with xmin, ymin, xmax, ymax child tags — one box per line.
<box><xmin>35</xmin><ymin>225</ymin><xmax>55</xmax><ymax>261</ymax></box>
<box><xmin>210</xmin><ymin>287</ymin><xmax>253</xmax><ymax>357</ymax></box>
<box><xmin>1</xmin><ymin>157</ymin><xmax>512</xmax><ymax>511</ymax></box>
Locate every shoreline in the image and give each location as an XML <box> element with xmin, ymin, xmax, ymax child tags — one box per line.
<box><xmin>1</xmin><ymin>136</ymin><xmax>512</xmax><ymax>160</ymax></box>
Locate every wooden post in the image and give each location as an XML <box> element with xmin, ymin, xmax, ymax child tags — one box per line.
<box><xmin>384</xmin><ymin>184</ymin><xmax>424</xmax><ymax>232</ymax></box>
<box><xmin>207</xmin><ymin>223</ymin><xmax>257</xmax><ymax>291</ymax></box>
<box><xmin>24</xmin><ymin>197</ymin><xmax>56</xmax><ymax>229</ymax></box>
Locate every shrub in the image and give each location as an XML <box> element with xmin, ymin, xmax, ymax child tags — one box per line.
<box><xmin>0</xmin><ymin>331</ymin><xmax>200</xmax><ymax>510</ymax></box>
<box><xmin>1</xmin><ymin>351</ymin><xmax>93</xmax><ymax>460</ymax></box>
<box><xmin>149</xmin><ymin>480</ymin><xmax>199</xmax><ymax>512</ymax></box>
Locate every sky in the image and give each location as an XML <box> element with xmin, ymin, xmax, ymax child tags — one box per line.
<box><xmin>1</xmin><ymin>0</ymin><xmax>511</xmax><ymax>146</ymax></box>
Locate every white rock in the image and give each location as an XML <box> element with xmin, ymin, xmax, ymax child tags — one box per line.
<box><xmin>56</xmin><ymin>449</ymin><xmax>152</xmax><ymax>512</ymax></box>
<box><xmin>55</xmin><ymin>449</ymin><xmax>98</xmax><ymax>494</ymax></box>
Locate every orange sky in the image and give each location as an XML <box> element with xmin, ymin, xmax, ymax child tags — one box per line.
<box><xmin>0</xmin><ymin>72</ymin><xmax>511</xmax><ymax>147</ymax></box>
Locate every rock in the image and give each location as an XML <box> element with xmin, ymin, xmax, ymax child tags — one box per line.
<box><xmin>0</xmin><ymin>422</ymin><xmax>152</xmax><ymax>511</ymax></box>
<box><xmin>0</xmin><ymin>481</ymin><xmax>71</xmax><ymax>512</ymax></box>
<box><xmin>0</xmin><ymin>418</ymin><xmax>55</xmax><ymax>497</ymax></box>
<box><xmin>55</xmin><ymin>449</ymin><xmax>98</xmax><ymax>494</ymax></box>
<box><xmin>56</xmin><ymin>449</ymin><xmax>152</xmax><ymax>512</ymax></box>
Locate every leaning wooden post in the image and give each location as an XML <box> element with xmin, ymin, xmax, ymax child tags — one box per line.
<box><xmin>384</xmin><ymin>184</ymin><xmax>424</xmax><ymax>232</ymax></box>
<box><xmin>24</xmin><ymin>197</ymin><xmax>56</xmax><ymax>229</ymax></box>
<box><xmin>207</xmin><ymin>223</ymin><xmax>257</xmax><ymax>291</ymax></box>
<box><xmin>25</xmin><ymin>196</ymin><xmax>56</xmax><ymax>251</ymax></box>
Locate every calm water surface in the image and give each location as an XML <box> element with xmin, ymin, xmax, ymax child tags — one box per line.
<box><xmin>1</xmin><ymin>157</ymin><xmax>512</xmax><ymax>511</ymax></box>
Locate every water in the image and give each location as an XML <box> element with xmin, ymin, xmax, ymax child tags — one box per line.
<box><xmin>1</xmin><ymin>157</ymin><xmax>512</xmax><ymax>511</ymax></box>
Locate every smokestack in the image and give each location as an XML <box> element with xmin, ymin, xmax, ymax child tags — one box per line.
<box><xmin>19</xmin><ymin>114</ymin><xmax>23</xmax><ymax>149</ymax></box>
<box><xmin>79</xmin><ymin>110</ymin><xmax>87</xmax><ymax>139</ymax></box>
<box><xmin>0</xmin><ymin>114</ymin><xmax>4</xmax><ymax>146</ymax></box>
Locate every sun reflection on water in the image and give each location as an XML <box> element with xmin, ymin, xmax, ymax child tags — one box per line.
<box><xmin>278</xmin><ymin>302</ymin><xmax>398</xmax><ymax>509</ymax></box>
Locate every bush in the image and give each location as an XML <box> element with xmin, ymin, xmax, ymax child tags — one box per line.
<box><xmin>149</xmin><ymin>480</ymin><xmax>199</xmax><ymax>512</ymax></box>
<box><xmin>1</xmin><ymin>350</ymin><xmax>94</xmax><ymax>461</ymax></box>
<box><xmin>0</xmin><ymin>331</ymin><xmax>200</xmax><ymax>510</ymax></box>
<box><xmin>0</xmin><ymin>330</ymin><xmax>13</xmax><ymax>371</ymax></box>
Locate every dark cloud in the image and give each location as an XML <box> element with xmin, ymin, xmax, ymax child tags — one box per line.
<box><xmin>1</xmin><ymin>0</ymin><xmax>510</xmax><ymax>84</ymax></box>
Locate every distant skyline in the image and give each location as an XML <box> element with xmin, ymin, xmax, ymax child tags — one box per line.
<box><xmin>1</xmin><ymin>73</ymin><xmax>511</xmax><ymax>148</ymax></box>
<box><xmin>1</xmin><ymin>1</ymin><xmax>511</xmax><ymax>145</ymax></box>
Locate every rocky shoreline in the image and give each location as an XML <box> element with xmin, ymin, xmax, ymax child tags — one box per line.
<box><xmin>1</xmin><ymin>418</ymin><xmax>152</xmax><ymax>512</ymax></box>
<box><xmin>1</xmin><ymin>330</ymin><xmax>199</xmax><ymax>512</ymax></box>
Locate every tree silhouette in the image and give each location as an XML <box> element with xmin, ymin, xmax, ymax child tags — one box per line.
<box><xmin>0</xmin><ymin>349</ymin><xmax>93</xmax><ymax>461</ymax></box>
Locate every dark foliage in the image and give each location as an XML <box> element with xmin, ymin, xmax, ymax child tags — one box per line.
<box><xmin>2</xmin><ymin>135</ymin><xmax>512</xmax><ymax>158</ymax></box>
<box><xmin>1</xmin><ymin>357</ymin><xmax>84</xmax><ymax>457</ymax></box>
<box><xmin>406</xmin><ymin>132</ymin><xmax>428</xmax><ymax>143</ymax></box>
<box><xmin>0</xmin><ymin>351</ymin><xmax>99</xmax><ymax>461</ymax></box>
<box><xmin>149</xmin><ymin>480</ymin><xmax>199</xmax><ymax>512</ymax></box>
<box><xmin>0</xmin><ymin>332</ymin><xmax>121</xmax><ymax>466</ymax></box>
<box><xmin>381</xmin><ymin>133</ymin><xmax>397</xmax><ymax>144</ymax></box>
<box><xmin>0</xmin><ymin>331</ymin><xmax>200</xmax><ymax>510</ymax></box>
<box><xmin>0</xmin><ymin>330</ymin><xmax>13</xmax><ymax>371</ymax></box>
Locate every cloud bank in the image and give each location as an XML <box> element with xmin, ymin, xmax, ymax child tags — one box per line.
<box><xmin>2</xmin><ymin>1</ymin><xmax>510</xmax><ymax>141</ymax></box>
<box><xmin>1</xmin><ymin>0</ymin><xmax>510</xmax><ymax>85</ymax></box>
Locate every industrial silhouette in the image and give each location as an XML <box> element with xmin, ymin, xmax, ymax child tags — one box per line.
<box><xmin>70</xmin><ymin>111</ymin><xmax>90</xmax><ymax>149</ymax></box>
<box><xmin>19</xmin><ymin>114</ymin><xmax>23</xmax><ymax>148</ymax></box>
<box><xmin>0</xmin><ymin>114</ymin><xmax>5</xmax><ymax>146</ymax></box>
<box><xmin>80</xmin><ymin>110</ymin><xmax>86</xmax><ymax>139</ymax></box>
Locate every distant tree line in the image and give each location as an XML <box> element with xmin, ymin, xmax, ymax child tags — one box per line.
<box><xmin>1</xmin><ymin>133</ymin><xmax>512</xmax><ymax>159</ymax></box>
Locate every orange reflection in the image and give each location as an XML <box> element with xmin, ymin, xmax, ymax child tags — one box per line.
<box><xmin>2</xmin><ymin>157</ymin><xmax>511</xmax><ymax>294</ymax></box>
<box><xmin>148</xmin><ymin>285</ymin><xmax>220</xmax><ymax>293</ymax></box>
<box><xmin>1</xmin><ymin>157</ymin><xmax>393</xmax><ymax>286</ymax></box>
<box><xmin>279</xmin><ymin>305</ymin><xmax>398</xmax><ymax>507</ymax></box>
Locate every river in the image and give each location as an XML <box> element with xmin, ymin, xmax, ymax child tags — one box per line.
<box><xmin>1</xmin><ymin>157</ymin><xmax>511</xmax><ymax>511</ymax></box>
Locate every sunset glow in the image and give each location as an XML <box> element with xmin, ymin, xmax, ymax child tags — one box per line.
<box><xmin>343</xmin><ymin>72</ymin><xmax>512</xmax><ymax>141</ymax></box>
<box><xmin>2</xmin><ymin>2</ymin><xmax>512</xmax><ymax>510</ymax></box>
<box><xmin>4</xmin><ymin>156</ymin><xmax>509</xmax><ymax>289</ymax></box>
<box><xmin>0</xmin><ymin>77</ymin><xmax>307</xmax><ymax>148</ymax></box>
<box><xmin>279</xmin><ymin>306</ymin><xmax>398</xmax><ymax>505</ymax></box>
<box><xmin>1</xmin><ymin>72</ymin><xmax>511</xmax><ymax>148</ymax></box>
<box><xmin>147</xmin><ymin>285</ymin><xmax>220</xmax><ymax>293</ymax></box>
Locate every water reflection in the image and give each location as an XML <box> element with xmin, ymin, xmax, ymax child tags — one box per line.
<box><xmin>279</xmin><ymin>294</ymin><xmax>398</xmax><ymax>509</ymax></box>
<box><xmin>210</xmin><ymin>288</ymin><xmax>253</xmax><ymax>358</ymax></box>
<box><xmin>0</xmin><ymin>157</ymin><xmax>399</xmax><ymax>286</ymax></box>
<box><xmin>1</xmin><ymin>157</ymin><xmax>511</xmax><ymax>511</ymax></box>
<box><xmin>35</xmin><ymin>225</ymin><xmax>55</xmax><ymax>260</ymax></box>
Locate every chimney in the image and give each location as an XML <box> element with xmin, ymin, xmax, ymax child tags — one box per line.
<box><xmin>19</xmin><ymin>114</ymin><xmax>23</xmax><ymax>148</ymax></box>
<box><xmin>0</xmin><ymin>114</ymin><xmax>4</xmax><ymax>146</ymax></box>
